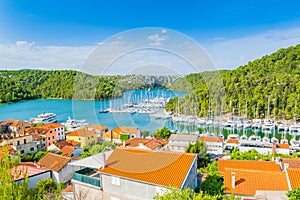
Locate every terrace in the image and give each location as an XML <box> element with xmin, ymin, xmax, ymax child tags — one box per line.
<box><xmin>72</xmin><ymin>167</ymin><xmax>101</xmax><ymax>187</ymax></box>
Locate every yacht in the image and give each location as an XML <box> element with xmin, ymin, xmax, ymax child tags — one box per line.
<box><xmin>252</xmin><ymin>119</ymin><xmax>262</xmax><ymax>129</ymax></box>
<box><xmin>248</xmin><ymin>135</ymin><xmax>261</xmax><ymax>142</ymax></box>
<box><xmin>223</xmin><ymin>119</ymin><xmax>236</xmax><ymax>129</ymax></box>
<box><xmin>62</xmin><ymin>116</ymin><xmax>89</xmax><ymax>132</ymax></box>
<box><xmin>262</xmin><ymin>119</ymin><xmax>275</xmax><ymax>131</ymax></box>
<box><xmin>30</xmin><ymin>112</ymin><xmax>57</xmax><ymax>124</ymax></box>
<box><xmin>243</xmin><ymin>120</ymin><xmax>252</xmax><ymax>129</ymax></box>
<box><xmin>289</xmin><ymin>123</ymin><xmax>300</xmax><ymax>135</ymax></box>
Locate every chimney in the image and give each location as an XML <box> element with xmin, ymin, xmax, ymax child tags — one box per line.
<box><xmin>101</xmin><ymin>153</ymin><xmax>106</xmax><ymax>168</ymax></box>
<box><xmin>272</xmin><ymin>143</ymin><xmax>276</xmax><ymax>154</ymax></box>
<box><xmin>283</xmin><ymin>163</ymin><xmax>289</xmax><ymax>172</ymax></box>
<box><xmin>231</xmin><ymin>172</ymin><xmax>236</xmax><ymax>188</ymax></box>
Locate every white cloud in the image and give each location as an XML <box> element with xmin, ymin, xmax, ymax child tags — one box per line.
<box><xmin>161</xmin><ymin>29</ymin><xmax>167</xmax><ymax>34</ymax></box>
<box><xmin>205</xmin><ymin>27</ymin><xmax>300</xmax><ymax>69</ymax></box>
<box><xmin>147</xmin><ymin>33</ymin><xmax>168</xmax><ymax>46</ymax></box>
<box><xmin>0</xmin><ymin>41</ymin><xmax>94</xmax><ymax>69</ymax></box>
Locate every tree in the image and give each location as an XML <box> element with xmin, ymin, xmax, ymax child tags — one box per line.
<box><xmin>185</xmin><ymin>141</ymin><xmax>209</xmax><ymax>168</ymax></box>
<box><xmin>141</xmin><ymin>130</ymin><xmax>150</xmax><ymax>138</ymax></box>
<box><xmin>153</xmin><ymin>126</ymin><xmax>174</xmax><ymax>139</ymax></box>
<box><xmin>0</xmin><ymin>146</ymin><xmax>31</xmax><ymax>200</ymax></box>
<box><xmin>33</xmin><ymin>178</ymin><xmax>63</xmax><ymax>200</ymax></box>
<box><xmin>287</xmin><ymin>187</ymin><xmax>300</xmax><ymax>200</ymax></box>
<box><xmin>200</xmin><ymin>174</ymin><xmax>224</xmax><ymax>196</ymax></box>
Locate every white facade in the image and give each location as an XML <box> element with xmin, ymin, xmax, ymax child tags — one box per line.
<box><xmin>53</xmin><ymin>163</ymin><xmax>83</xmax><ymax>184</ymax></box>
<box><xmin>54</xmin><ymin>126</ymin><xmax>65</xmax><ymax>141</ymax></box>
<box><xmin>205</xmin><ymin>141</ymin><xmax>224</xmax><ymax>155</ymax></box>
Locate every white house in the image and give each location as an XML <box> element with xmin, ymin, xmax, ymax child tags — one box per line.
<box><xmin>200</xmin><ymin>135</ymin><xmax>224</xmax><ymax>155</ymax></box>
<box><xmin>37</xmin><ymin>153</ymin><xmax>82</xmax><ymax>184</ymax></box>
<box><xmin>72</xmin><ymin>148</ymin><xmax>198</xmax><ymax>200</ymax></box>
<box><xmin>168</xmin><ymin>134</ymin><xmax>199</xmax><ymax>152</ymax></box>
<box><xmin>38</xmin><ymin>123</ymin><xmax>65</xmax><ymax>141</ymax></box>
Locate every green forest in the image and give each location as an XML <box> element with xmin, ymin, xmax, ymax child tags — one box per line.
<box><xmin>0</xmin><ymin>70</ymin><xmax>175</xmax><ymax>103</ymax></box>
<box><xmin>166</xmin><ymin>44</ymin><xmax>300</xmax><ymax>120</ymax></box>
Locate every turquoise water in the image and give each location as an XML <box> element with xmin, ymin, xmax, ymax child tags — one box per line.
<box><xmin>0</xmin><ymin>89</ymin><xmax>186</xmax><ymax>133</ymax></box>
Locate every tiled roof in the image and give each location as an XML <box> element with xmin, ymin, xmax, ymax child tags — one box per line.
<box><xmin>11</xmin><ymin>162</ymin><xmax>50</xmax><ymax>181</ymax></box>
<box><xmin>62</xmin><ymin>185</ymin><xmax>73</xmax><ymax>193</ymax></box>
<box><xmin>169</xmin><ymin>134</ymin><xmax>199</xmax><ymax>142</ymax></box>
<box><xmin>0</xmin><ymin>145</ymin><xmax>16</xmax><ymax>153</ymax></box>
<box><xmin>87</xmin><ymin>124</ymin><xmax>108</xmax><ymax>130</ymax></box>
<box><xmin>226</xmin><ymin>138</ymin><xmax>240</xmax><ymax>144</ymax></box>
<box><xmin>224</xmin><ymin>168</ymin><xmax>289</xmax><ymax>196</ymax></box>
<box><xmin>200</xmin><ymin>135</ymin><xmax>223</xmax><ymax>143</ymax></box>
<box><xmin>0</xmin><ymin>119</ymin><xmax>31</xmax><ymax>127</ymax></box>
<box><xmin>282</xmin><ymin>158</ymin><xmax>300</xmax><ymax>169</ymax></box>
<box><xmin>120</xmin><ymin>138</ymin><xmax>166</xmax><ymax>150</ymax></box>
<box><xmin>38</xmin><ymin>123</ymin><xmax>64</xmax><ymax>129</ymax></box>
<box><xmin>154</xmin><ymin>136</ymin><xmax>169</xmax><ymax>146</ymax></box>
<box><xmin>18</xmin><ymin>127</ymin><xmax>53</xmax><ymax>135</ymax></box>
<box><xmin>218</xmin><ymin>159</ymin><xmax>281</xmax><ymax>175</ymax></box>
<box><xmin>99</xmin><ymin>148</ymin><xmax>196</xmax><ymax>188</ymax></box>
<box><xmin>276</xmin><ymin>144</ymin><xmax>290</xmax><ymax>149</ymax></box>
<box><xmin>56</xmin><ymin>140</ymin><xmax>81</xmax><ymax>149</ymax></box>
<box><xmin>288</xmin><ymin>169</ymin><xmax>300</xmax><ymax>189</ymax></box>
<box><xmin>37</xmin><ymin>153</ymin><xmax>71</xmax><ymax>172</ymax></box>
<box><xmin>67</xmin><ymin>129</ymin><xmax>95</xmax><ymax>137</ymax></box>
<box><xmin>59</xmin><ymin>146</ymin><xmax>76</xmax><ymax>157</ymax></box>
<box><xmin>112</xmin><ymin>127</ymin><xmax>139</xmax><ymax>134</ymax></box>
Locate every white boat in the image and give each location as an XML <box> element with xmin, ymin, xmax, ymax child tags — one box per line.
<box><xmin>62</xmin><ymin>116</ymin><xmax>89</xmax><ymax>132</ymax></box>
<box><xmin>271</xmin><ymin>136</ymin><xmax>279</xmax><ymax>144</ymax></box>
<box><xmin>248</xmin><ymin>135</ymin><xmax>261</xmax><ymax>142</ymax></box>
<box><xmin>252</xmin><ymin>119</ymin><xmax>262</xmax><ymax>129</ymax></box>
<box><xmin>262</xmin><ymin>119</ymin><xmax>275</xmax><ymax>131</ymax></box>
<box><xmin>243</xmin><ymin>120</ymin><xmax>252</xmax><ymax>129</ymax></box>
<box><xmin>223</xmin><ymin>120</ymin><xmax>236</xmax><ymax>129</ymax></box>
<box><xmin>30</xmin><ymin>112</ymin><xmax>57</xmax><ymax>124</ymax></box>
<box><xmin>289</xmin><ymin>124</ymin><xmax>300</xmax><ymax>135</ymax></box>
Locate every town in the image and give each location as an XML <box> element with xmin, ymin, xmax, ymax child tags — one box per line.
<box><xmin>1</xmin><ymin>116</ymin><xmax>300</xmax><ymax>200</ymax></box>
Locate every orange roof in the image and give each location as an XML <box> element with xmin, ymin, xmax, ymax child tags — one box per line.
<box><xmin>276</xmin><ymin>143</ymin><xmax>290</xmax><ymax>149</ymax></box>
<box><xmin>62</xmin><ymin>185</ymin><xmax>73</xmax><ymax>193</ymax></box>
<box><xmin>67</xmin><ymin>129</ymin><xmax>95</xmax><ymax>137</ymax></box>
<box><xmin>218</xmin><ymin>159</ymin><xmax>281</xmax><ymax>175</ymax></box>
<box><xmin>87</xmin><ymin>124</ymin><xmax>108</xmax><ymax>130</ymax></box>
<box><xmin>200</xmin><ymin>135</ymin><xmax>223</xmax><ymax>143</ymax></box>
<box><xmin>99</xmin><ymin>148</ymin><xmax>197</xmax><ymax>188</ymax></box>
<box><xmin>59</xmin><ymin>146</ymin><xmax>76</xmax><ymax>157</ymax></box>
<box><xmin>282</xmin><ymin>158</ymin><xmax>300</xmax><ymax>169</ymax></box>
<box><xmin>0</xmin><ymin>145</ymin><xmax>16</xmax><ymax>153</ymax></box>
<box><xmin>0</xmin><ymin>119</ymin><xmax>31</xmax><ymax>127</ymax></box>
<box><xmin>37</xmin><ymin>153</ymin><xmax>71</xmax><ymax>172</ymax></box>
<box><xmin>18</xmin><ymin>127</ymin><xmax>54</xmax><ymax>136</ymax></box>
<box><xmin>226</xmin><ymin>138</ymin><xmax>240</xmax><ymax>144</ymax></box>
<box><xmin>112</xmin><ymin>127</ymin><xmax>139</xmax><ymax>134</ymax></box>
<box><xmin>38</xmin><ymin>123</ymin><xmax>64</xmax><ymax>129</ymax></box>
<box><xmin>55</xmin><ymin>140</ymin><xmax>81</xmax><ymax>149</ymax></box>
<box><xmin>104</xmin><ymin>131</ymin><xmax>120</xmax><ymax>139</ymax></box>
<box><xmin>154</xmin><ymin>136</ymin><xmax>169</xmax><ymax>146</ymax></box>
<box><xmin>224</xmin><ymin>168</ymin><xmax>289</xmax><ymax>196</ymax></box>
<box><xmin>288</xmin><ymin>169</ymin><xmax>300</xmax><ymax>189</ymax></box>
<box><xmin>120</xmin><ymin>138</ymin><xmax>166</xmax><ymax>150</ymax></box>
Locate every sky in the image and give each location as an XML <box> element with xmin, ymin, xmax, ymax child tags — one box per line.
<box><xmin>1</xmin><ymin>0</ymin><xmax>300</xmax><ymax>74</ymax></box>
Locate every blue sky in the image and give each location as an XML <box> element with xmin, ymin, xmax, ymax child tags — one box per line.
<box><xmin>1</xmin><ymin>0</ymin><xmax>300</xmax><ymax>73</ymax></box>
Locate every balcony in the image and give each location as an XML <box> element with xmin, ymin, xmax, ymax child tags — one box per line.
<box><xmin>72</xmin><ymin>168</ymin><xmax>101</xmax><ymax>187</ymax></box>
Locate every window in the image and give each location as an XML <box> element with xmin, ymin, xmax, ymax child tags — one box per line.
<box><xmin>24</xmin><ymin>139</ymin><xmax>26</xmax><ymax>144</ymax></box>
<box><xmin>30</xmin><ymin>147</ymin><xmax>34</xmax><ymax>151</ymax></box>
<box><xmin>58</xmin><ymin>133</ymin><xmax>60</xmax><ymax>136</ymax></box>
<box><xmin>49</xmin><ymin>143</ymin><xmax>50</xmax><ymax>146</ymax></box>
<box><xmin>17</xmin><ymin>141</ymin><xmax>20</xmax><ymax>145</ymax></box>
<box><xmin>50</xmin><ymin>131</ymin><xmax>52</xmax><ymax>134</ymax></box>
<box><xmin>20</xmin><ymin>150</ymin><xmax>24</xmax><ymax>154</ymax></box>
<box><xmin>48</xmin><ymin>137</ymin><xmax>50</xmax><ymax>140</ymax></box>
<box><xmin>78</xmin><ymin>138</ymin><xmax>81</xmax><ymax>140</ymax></box>
<box><xmin>52</xmin><ymin>136</ymin><xmax>54</xmax><ymax>139</ymax></box>
<box><xmin>111</xmin><ymin>176</ymin><xmax>120</xmax><ymax>186</ymax></box>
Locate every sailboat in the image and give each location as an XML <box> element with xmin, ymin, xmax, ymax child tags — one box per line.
<box><xmin>289</xmin><ymin>99</ymin><xmax>300</xmax><ymax>135</ymax></box>
<box><xmin>262</xmin><ymin>97</ymin><xmax>275</xmax><ymax>131</ymax></box>
<box><xmin>99</xmin><ymin>101</ymin><xmax>109</xmax><ymax>113</ymax></box>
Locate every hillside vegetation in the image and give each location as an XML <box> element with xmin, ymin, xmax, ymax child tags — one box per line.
<box><xmin>166</xmin><ymin>44</ymin><xmax>300</xmax><ymax>120</ymax></box>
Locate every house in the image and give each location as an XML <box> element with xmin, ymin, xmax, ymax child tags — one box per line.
<box><xmin>104</xmin><ymin>127</ymin><xmax>141</xmax><ymax>143</ymax></box>
<box><xmin>1</xmin><ymin>134</ymin><xmax>41</xmax><ymax>155</ymax></box>
<box><xmin>225</xmin><ymin>138</ymin><xmax>240</xmax><ymax>150</ymax></box>
<box><xmin>37</xmin><ymin>153</ymin><xmax>82</xmax><ymax>184</ymax></box>
<box><xmin>38</xmin><ymin>123</ymin><xmax>65</xmax><ymax>141</ymax></box>
<box><xmin>200</xmin><ymin>135</ymin><xmax>224</xmax><ymax>155</ymax></box>
<box><xmin>168</xmin><ymin>134</ymin><xmax>199</xmax><ymax>152</ymax></box>
<box><xmin>56</xmin><ymin>140</ymin><xmax>81</xmax><ymax>149</ymax></box>
<box><xmin>72</xmin><ymin>148</ymin><xmax>198</xmax><ymax>200</ymax></box>
<box><xmin>12</xmin><ymin>162</ymin><xmax>51</xmax><ymax>188</ymax></box>
<box><xmin>218</xmin><ymin>159</ymin><xmax>295</xmax><ymax>199</ymax></box>
<box><xmin>119</xmin><ymin>137</ymin><xmax>168</xmax><ymax>150</ymax></box>
<box><xmin>59</xmin><ymin>145</ymin><xmax>84</xmax><ymax>157</ymax></box>
<box><xmin>0</xmin><ymin>119</ymin><xmax>31</xmax><ymax>132</ymax></box>
<box><xmin>19</xmin><ymin>127</ymin><xmax>57</xmax><ymax>149</ymax></box>
<box><xmin>275</xmin><ymin>143</ymin><xmax>290</xmax><ymax>154</ymax></box>
<box><xmin>86</xmin><ymin>124</ymin><xmax>108</xmax><ymax>141</ymax></box>
<box><xmin>66</xmin><ymin>129</ymin><xmax>97</xmax><ymax>148</ymax></box>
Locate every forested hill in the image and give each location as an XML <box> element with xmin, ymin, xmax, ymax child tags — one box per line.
<box><xmin>0</xmin><ymin>70</ymin><xmax>177</xmax><ymax>103</ymax></box>
<box><xmin>166</xmin><ymin>44</ymin><xmax>300</xmax><ymax>120</ymax></box>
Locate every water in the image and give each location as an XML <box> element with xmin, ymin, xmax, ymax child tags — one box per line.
<box><xmin>0</xmin><ymin>89</ymin><xmax>186</xmax><ymax>133</ymax></box>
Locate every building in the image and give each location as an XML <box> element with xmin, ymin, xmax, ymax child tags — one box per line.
<box><xmin>119</xmin><ymin>137</ymin><xmax>168</xmax><ymax>150</ymax></box>
<box><xmin>12</xmin><ymin>162</ymin><xmax>51</xmax><ymax>188</ymax></box>
<box><xmin>86</xmin><ymin>124</ymin><xmax>108</xmax><ymax>141</ymax></box>
<box><xmin>225</xmin><ymin>138</ymin><xmax>240</xmax><ymax>150</ymax></box>
<box><xmin>168</xmin><ymin>134</ymin><xmax>199</xmax><ymax>152</ymax></box>
<box><xmin>0</xmin><ymin>119</ymin><xmax>31</xmax><ymax>132</ymax></box>
<box><xmin>38</xmin><ymin>123</ymin><xmax>65</xmax><ymax>141</ymax></box>
<box><xmin>37</xmin><ymin>153</ymin><xmax>82</xmax><ymax>184</ymax></box>
<box><xmin>200</xmin><ymin>135</ymin><xmax>224</xmax><ymax>155</ymax></box>
<box><xmin>66</xmin><ymin>129</ymin><xmax>97</xmax><ymax>148</ymax></box>
<box><xmin>72</xmin><ymin>148</ymin><xmax>198</xmax><ymax>200</ymax></box>
<box><xmin>104</xmin><ymin>127</ymin><xmax>141</xmax><ymax>143</ymax></box>
<box><xmin>59</xmin><ymin>145</ymin><xmax>84</xmax><ymax>157</ymax></box>
<box><xmin>217</xmin><ymin>159</ymin><xmax>298</xmax><ymax>199</ymax></box>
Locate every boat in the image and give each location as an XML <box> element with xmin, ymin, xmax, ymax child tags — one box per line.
<box><xmin>262</xmin><ymin>119</ymin><xmax>275</xmax><ymax>131</ymax></box>
<box><xmin>30</xmin><ymin>112</ymin><xmax>57</xmax><ymax>124</ymax></box>
<box><xmin>62</xmin><ymin>116</ymin><xmax>89</xmax><ymax>132</ymax></box>
<box><xmin>252</xmin><ymin>119</ymin><xmax>262</xmax><ymax>129</ymax></box>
